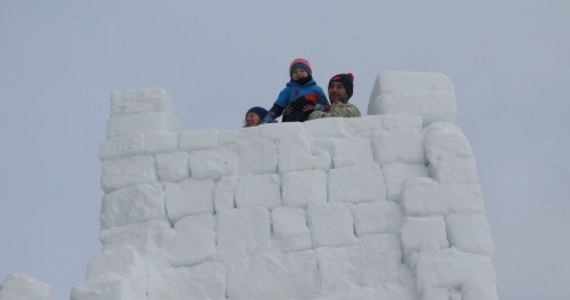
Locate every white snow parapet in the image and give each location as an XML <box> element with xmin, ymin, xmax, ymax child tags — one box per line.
<box><xmin>368</xmin><ymin>71</ymin><xmax>457</xmax><ymax>125</ymax></box>
<box><xmin>70</xmin><ymin>72</ymin><xmax>496</xmax><ymax>300</ymax></box>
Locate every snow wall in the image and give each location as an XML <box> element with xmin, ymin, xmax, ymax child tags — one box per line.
<box><xmin>0</xmin><ymin>71</ymin><xmax>497</xmax><ymax>300</ymax></box>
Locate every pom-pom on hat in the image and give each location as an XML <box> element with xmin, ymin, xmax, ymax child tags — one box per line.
<box><xmin>246</xmin><ymin>106</ymin><xmax>268</xmax><ymax>120</ymax></box>
<box><xmin>289</xmin><ymin>58</ymin><xmax>312</xmax><ymax>77</ymax></box>
<box><xmin>329</xmin><ymin>73</ymin><xmax>355</xmax><ymax>99</ymax></box>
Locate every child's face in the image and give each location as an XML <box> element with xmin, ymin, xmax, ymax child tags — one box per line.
<box><xmin>245</xmin><ymin>112</ymin><xmax>261</xmax><ymax>127</ymax></box>
<box><xmin>291</xmin><ymin>68</ymin><xmax>309</xmax><ymax>80</ymax></box>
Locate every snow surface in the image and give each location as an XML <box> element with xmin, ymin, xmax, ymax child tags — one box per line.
<box><xmin>0</xmin><ymin>273</ymin><xmax>53</xmax><ymax>300</ymax></box>
<box><xmin>0</xmin><ymin>71</ymin><xmax>497</xmax><ymax>300</ymax></box>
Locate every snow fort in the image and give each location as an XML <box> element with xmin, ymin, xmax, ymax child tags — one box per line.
<box><xmin>7</xmin><ymin>71</ymin><xmax>499</xmax><ymax>300</ymax></box>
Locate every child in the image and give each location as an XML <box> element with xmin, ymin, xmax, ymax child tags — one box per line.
<box><xmin>262</xmin><ymin>58</ymin><xmax>330</xmax><ymax>123</ymax></box>
<box><xmin>244</xmin><ymin>106</ymin><xmax>268</xmax><ymax>127</ymax></box>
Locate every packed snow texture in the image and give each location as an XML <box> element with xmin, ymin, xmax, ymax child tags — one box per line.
<box><xmin>0</xmin><ymin>273</ymin><xmax>54</xmax><ymax>300</ymax></box>
<box><xmin>0</xmin><ymin>72</ymin><xmax>497</xmax><ymax>300</ymax></box>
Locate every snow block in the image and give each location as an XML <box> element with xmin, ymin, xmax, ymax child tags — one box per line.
<box><xmin>344</xmin><ymin>115</ymin><xmax>385</xmax><ymax>138</ymax></box>
<box><xmin>0</xmin><ymin>273</ymin><xmax>53</xmax><ymax>300</ymax></box>
<box><xmin>311</xmin><ymin>138</ymin><xmax>333</xmax><ymax>171</ymax></box>
<box><xmin>304</xmin><ymin>117</ymin><xmax>351</xmax><ymax>137</ymax></box>
<box><xmin>218</xmin><ymin>128</ymin><xmax>249</xmax><ymax>146</ymax></box>
<box><xmin>233</xmin><ymin>126</ymin><xmax>266</xmax><ymax>142</ymax></box>
<box><xmin>353</xmin><ymin>201</ymin><xmax>402</xmax><ymax>236</ymax></box>
<box><xmin>330</xmin><ymin>137</ymin><xmax>374</xmax><ymax>168</ymax></box>
<box><xmin>379</xmin><ymin>115</ymin><xmax>423</xmax><ymax>131</ymax></box>
<box><xmin>372</xmin><ymin>129</ymin><xmax>424</xmax><ymax>164</ymax></box>
<box><xmin>383</xmin><ymin>163</ymin><xmax>428</xmax><ymax>201</ymax></box>
<box><xmin>165</xmin><ymin>179</ymin><xmax>214</xmax><ymax>223</ymax></box>
<box><xmin>85</xmin><ymin>245</ymin><xmax>146</xmax><ymax>293</ymax></box>
<box><xmin>368</xmin><ymin>71</ymin><xmax>456</xmax><ymax>125</ymax></box>
<box><xmin>315</xmin><ymin>287</ymin><xmax>376</xmax><ymax>300</ymax></box>
<box><xmin>100</xmin><ymin>183</ymin><xmax>165</xmax><ymax>229</ymax></box>
<box><xmin>101</xmin><ymin>155</ymin><xmax>157</xmax><ymax>193</ymax></box>
<box><xmin>424</xmin><ymin>122</ymin><xmax>475</xmax><ymax>164</ymax></box>
<box><xmin>70</xmin><ymin>273</ymin><xmax>139</xmax><ymax>300</ymax></box>
<box><xmin>316</xmin><ymin>234</ymin><xmax>401</xmax><ymax>292</ymax></box>
<box><xmin>461</xmin><ymin>278</ymin><xmax>499</xmax><ymax>300</ymax></box>
<box><xmin>402</xmin><ymin>178</ymin><xmax>485</xmax><ymax>217</ymax></box>
<box><xmin>430</xmin><ymin>159</ymin><xmax>478</xmax><ymax>184</ymax></box>
<box><xmin>421</xmin><ymin>287</ymin><xmax>450</xmax><ymax>300</ymax></box>
<box><xmin>110</xmin><ymin>88</ymin><xmax>177</xmax><ymax>117</ymax></box>
<box><xmin>226</xmin><ymin>251</ymin><xmax>319</xmax><ymax>299</ymax></box>
<box><xmin>188</xmin><ymin>148</ymin><xmax>238</xmax><ymax>180</ymax></box>
<box><xmin>145</xmin><ymin>131</ymin><xmax>179</xmax><ymax>154</ymax></box>
<box><xmin>238</xmin><ymin>138</ymin><xmax>277</xmax><ymax>175</ymax></box>
<box><xmin>315</xmin><ymin>283</ymin><xmax>418</xmax><ymax>300</ymax></box>
<box><xmin>308</xmin><ymin>203</ymin><xmax>357</xmax><ymax>247</ymax></box>
<box><xmin>401</xmin><ymin>217</ymin><xmax>449</xmax><ymax>261</ymax></box>
<box><xmin>146</xmin><ymin>262</ymin><xmax>226</xmax><ymax>300</ymax></box>
<box><xmin>214</xmin><ymin>127</ymin><xmax>239</xmax><ymax>147</ymax></box>
<box><xmin>424</xmin><ymin>122</ymin><xmax>478</xmax><ymax>183</ymax></box>
<box><xmin>271</xmin><ymin>206</ymin><xmax>312</xmax><ymax>252</ymax></box>
<box><xmin>155</xmin><ymin>151</ymin><xmax>189</xmax><ymax>182</ymax></box>
<box><xmin>312</xmin><ymin>146</ymin><xmax>333</xmax><ymax>171</ymax></box>
<box><xmin>235</xmin><ymin>173</ymin><xmax>281</xmax><ymax>208</ymax></box>
<box><xmin>106</xmin><ymin>112</ymin><xmax>181</xmax><ymax>139</ymax></box>
<box><xmin>282</xmin><ymin>170</ymin><xmax>327</xmax><ymax>207</ymax></box>
<box><xmin>379</xmin><ymin>283</ymin><xmax>419</xmax><ymax>300</ymax></box>
<box><xmin>162</xmin><ymin>213</ymin><xmax>215</xmax><ymax>266</ymax></box>
<box><xmin>397</xmin><ymin>264</ymin><xmax>416</xmax><ymax>287</ymax></box>
<box><xmin>99</xmin><ymin>133</ymin><xmax>145</xmax><ymax>159</ymax></box>
<box><xmin>446</xmin><ymin>213</ymin><xmax>493</xmax><ymax>255</ymax></box>
<box><xmin>329</xmin><ymin>164</ymin><xmax>387</xmax><ymax>203</ymax></box>
<box><xmin>100</xmin><ymin>131</ymin><xmax>178</xmax><ymax>159</ymax></box>
<box><xmin>413</xmin><ymin>248</ymin><xmax>496</xmax><ymax>295</ymax></box>
<box><xmin>322</xmin><ymin>285</ymin><xmax>412</xmax><ymax>300</ymax></box>
<box><xmin>258</xmin><ymin>121</ymin><xmax>305</xmax><ymax>141</ymax></box>
<box><xmin>99</xmin><ymin>220</ymin><xmax>170</xmax><ymax>254</ymax></box>
<box><xmin>179</xmin><ymin>129</ymin><xmax>219</xmax><ymax>151</ymax></box>
<box><xmin>214</xmin><ymin>175</ymin><xmax>238</xmax><ymax>212</ymax></box>
<box><xmin>277</xmin><ymin>134</ymin><xmax>315</xmax><ymax>172</ymax></box>
<box><xmin>216</xmin><ymin>207</ymin><xmax>270</xmax><ymax>264</ymax></box>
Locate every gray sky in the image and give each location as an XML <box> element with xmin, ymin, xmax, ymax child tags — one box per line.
<box><xmin>1</xmin><ymin>0</ymin><xmax>569</xmax><ymax>298</ymax></box>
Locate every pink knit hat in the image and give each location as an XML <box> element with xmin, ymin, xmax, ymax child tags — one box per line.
<box><xmin>289</xmin><ymin>58</ymin><xmax>312</xmax><ymax>77</ymax></box>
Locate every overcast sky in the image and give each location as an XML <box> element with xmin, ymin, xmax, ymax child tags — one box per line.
<box><xmin>1</xmin><ymin>0</ymin><xmax>569</xmax><ymax>299</ymax></box>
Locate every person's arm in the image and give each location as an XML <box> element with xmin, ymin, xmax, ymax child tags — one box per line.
<box><xmin>309</xmin><ymin>109</ymin><xmax>341</xmax><ymax>119</ymax></box>
<box><xmin>343</xmin><ymin>103</ymin><xmax>361</xmax><ymax>117</ymax></box>
<box><xmin>309</xmin><ymin>103</ymin><xmax>360</xmax><ymax>119</ymax></box>
<box><xmin>315</xmin><ymin>86</ymin><xmax>330</xmax><ymax>105</ymax></box>
<box><xmin>262</xmin><ymin>86</ymin><xmax>290</xmax><ymax>123</ymax></box>
<box><xmin>261</xmin><ymin>103</ymin><xmax>284</xmax><ymax>123</ymax></box>
<box><xmin>274</xmin><ymin>86</ymin><xmax>290</xmax><ymax>108</ymax></box>
<box><xmin>313</xmin><ymin>86</ymin><xmax>330</xmax><ymax>112</ymax></box>
<box><xmin>283</xmin><ymin>104</ymin><xmax>294</xmax><ymax>116</ymax></box>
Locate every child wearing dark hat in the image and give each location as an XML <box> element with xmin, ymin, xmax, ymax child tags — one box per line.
<box><xmin>244</xmin><ymin>106</ymin><xmax>268</xmax><ymax>127</ymax></box>
<box><xmin>261</xmin><ymin>58</ymin><xmax>330</xmax><ymax>123</ymax></box>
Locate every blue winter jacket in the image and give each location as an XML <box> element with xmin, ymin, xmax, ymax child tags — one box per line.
<box><xmin>274</xmin><ymin>80</ymin><xmax>329</xmax><ymax>108</ymax></box>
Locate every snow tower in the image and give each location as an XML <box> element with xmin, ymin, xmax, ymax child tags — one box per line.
<box><xmin>73</xmin><ymin>71</ymin><xmax>498</xmax><ymax>300</ymax></box>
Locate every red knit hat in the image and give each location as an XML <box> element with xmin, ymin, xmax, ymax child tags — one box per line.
<box><xmin>289</xmin><ymin>58</ymin><xmax>312</xmax><ymax>77</ymax></box>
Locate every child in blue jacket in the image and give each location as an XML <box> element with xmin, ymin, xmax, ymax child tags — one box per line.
<box><xmin>262</xmin><ymin>58</ymin><xmax>330</xmax><ymax>123</ymax></box>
